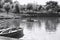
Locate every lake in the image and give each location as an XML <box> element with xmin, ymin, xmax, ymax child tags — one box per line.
<box><xmin>0</xmin><ymin>17</ymin><xmax>60</xmax><ymax>40</ymax></box>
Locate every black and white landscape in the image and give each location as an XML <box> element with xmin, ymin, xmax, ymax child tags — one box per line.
<box><xmin>0</xmin><ymin>0</ymin><xmax>60</xmax><ymax>40</ymax></box>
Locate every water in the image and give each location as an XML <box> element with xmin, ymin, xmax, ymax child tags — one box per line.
<box><xmin>0</xmin><ymin>17</ymin><xmax>60</xmax><ymax>40</ymax></box>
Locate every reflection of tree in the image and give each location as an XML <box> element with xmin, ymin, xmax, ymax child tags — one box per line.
<box><xmin>38</xmin><ymin>19</ymin><xmax>41</xmax><ymax>27</ymax></box>
<box><xmin>46</xmin><ymin>21</ymin><xmax>56</xmax><ymax>32</ymax></box>
<box><xmin>45</xmin><ymin>18</ymin><xmax>59</xmax><ymax>32</ymax></box>
<box><xmin>26</xmin><ymin>22</ymin><xmax>33</xmax><ymax>30</ymax></box>
<box><xmin>13</xmin><ymin>19</ymin><xmax>20</xmax><ymax>28</ymax></box>
<box><xmin>0</xmin><ymin>19</ymin><xmax>12</xmax><ymax>29</ymax></box>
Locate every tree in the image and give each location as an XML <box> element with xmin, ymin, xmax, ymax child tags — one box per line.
<box><xmin>15</xmin><ymin>4</ymin><xmax>20</xmax><ymax>13</ymax></box>
<box><xmin>38</xmin><ymin>5</ymin><xmax>42</xmax><ymax>10</ymax></box>
<box><xmin>0</xmin><ymin>0</ymin><xmax>3</xmax><ymax>8</ymax></box>
<box><xmin>0</xmin><ymin>0</ymin><xmax>5</xmax><ymax>12</ymax></box>
<box><xmin>5</xmin><ymin>0</ymin><xmax>12</xmax><ymax>4</ymax></box>
<box><xmin>11</xmin><ymin>1</ymin><xmax>20</xmax><ymax>14</ymax></box>
<box><xmin>27</xmin><ymin>4</ymin><xmax>33</xmax><ymax>10</ymax></box>
<box><xmin>3</xmin><ymin>2</ymin><xmax>10</xmax><ymax>14</ymax></box>
<box><xmin>46</xmin><ymin>1</ymin><xmax>59</xmax><ymax>12</ymax></box>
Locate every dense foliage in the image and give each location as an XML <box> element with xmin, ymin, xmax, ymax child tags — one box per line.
<box><xmin>0</xmin><ymin>0</ymin><xmax>60</xmax><ymax>13</ymax></box>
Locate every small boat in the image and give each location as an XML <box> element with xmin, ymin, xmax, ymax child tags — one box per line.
<box><xmin>27</xmin><ymin>18</ymin><xmax>34</xmax><ymax>22</ymax></box>
<box><xmin>0</xmin><ymin>27</ymin><xmax>24</xmax><ymax>38</ymax></box>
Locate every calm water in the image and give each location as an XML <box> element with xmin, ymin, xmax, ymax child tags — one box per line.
<box><xmin>0</xmin><ymin>17</ymin><xmax>60</xmax><ymax>40</ymax></box>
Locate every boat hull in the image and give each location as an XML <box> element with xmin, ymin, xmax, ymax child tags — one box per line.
<box><xmin>0</xmin><ymin>29</ymin><xmax>24</xmax><ymax>38</ymax></box>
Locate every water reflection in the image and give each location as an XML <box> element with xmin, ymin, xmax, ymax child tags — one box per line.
<box><xmin>45</xmin><ymin>20</ymin><xmax>57</xmax><ymax>32</ymax></box>
<box><xmin>38</xmin><ymin>19</ymin><xmax>41</xmax><ymax>28</ymax></box>
<box><xmin>20</xmin><ymin>17</ymin><xmax>60</xmax><ymax>40</ymax></box>
<box><xmin>26</xmin><ymin>22</ymin><xmax>33</xmax><ymax>30</ymax></box>
<box><xmin>45</xmin><ymin>17</ymin><xmax>59</xmax><ymax>32</ymax></box>
<box><xmin>13</xmin><ymin>19</ymin><xmax>21</xmax><ymax>28</ymax></box>
<box><xmin>0</xmin><ymin>17</ymin><xmax>60</xmax><ymax>40</ymax></box>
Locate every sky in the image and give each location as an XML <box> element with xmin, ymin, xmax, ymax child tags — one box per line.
<box><xmin>13</xmin><ymin>0</ymin><xmax>60</xmax><ymax>5</ymax></box>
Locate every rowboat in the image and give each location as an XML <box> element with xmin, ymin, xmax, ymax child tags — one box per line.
<box><xmin>0</xmin><ymin>27</ymin><xmax>24</xmax><ymax>38</ymax></box>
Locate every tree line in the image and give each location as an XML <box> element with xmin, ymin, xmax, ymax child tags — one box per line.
<box><xmin>0</xmin><ymin>0</ymin><xmax>60</xmax><ymax>14</ymax></box>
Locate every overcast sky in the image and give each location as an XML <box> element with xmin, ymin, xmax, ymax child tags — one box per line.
<box><xmin>13</xmin><ymin>0</ymin><xmax>60</xmax><ymax>5</ymax></box>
